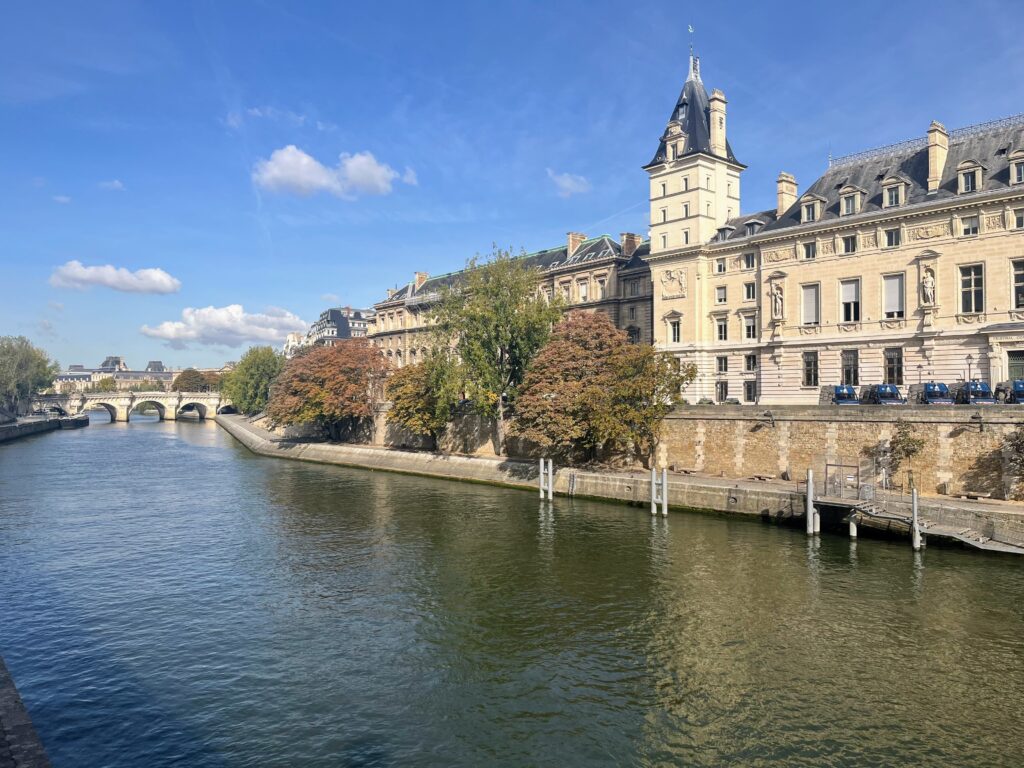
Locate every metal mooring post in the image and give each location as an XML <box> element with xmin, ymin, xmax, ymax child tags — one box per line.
<box><xmin>849</xmin><ymin>517</ymin><xmax>858</xmax><ymax>538</ymax></box>
<box><xmin>650</xmin><ymin>467</ymin><xmax>657</xmax><ymax>515</ymax></box>
<box><xmin>911</xmin><ymin>488</ymin><xmax>922</xmax><ymax>551</ymax></box>
<box><xmin>539</xmin><ymin>458</ymin><xmax>545</xmax><ymax>500</ymax></box>
<box><xmin>661</xmin><ymin>467</ymin><xmax>668</xmax><ymax>516</ymax></box>
<box><xmin>806</xmin><ymin>468</ymin><xmax>815</xmax><ymax>536</ymax></box>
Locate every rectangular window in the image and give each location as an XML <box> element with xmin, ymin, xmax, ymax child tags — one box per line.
<box><xmin>716</xmin><ymin>258</ymin><xmax>726</xmax><ymax>274</ymax></box>
<box><xmin>716</xmin><ymin>318</ymin><xmax>728</xmax><ymax>341</ymax></box>
<box><xmin>803</xmin><ymin>242</ymin><xmax>817</xmax><ymax>260</ymax></box>
<box><xmin>962</xmin><ymin>215</ymin><xmax>979</xmax><ymax>236</ymax></box>
<box><xmin>1016</xmin><ymin>209</ymin><xmax>1024</xmax><ymax>229</ymax></box>
<box><xmin>716</xmin><ymin>286</ymin><xmax>727</xmax><ymax>304</ymax></box>
<box><xmin>885</xmin><ymin>228</ymin><xmax>901</xmax><ymax>248</ymax></box>
<box><xmin>628</xmin><ymin>306</ymin><xmax>636</xmax><ymax>320</ymax></box>
<box><xmin>670</xmin><ymin>320</ymin><xmax>680</xmax><ymax>344</ymax></box>
<box><xmin>743</xmin><ymin>380</ymin><xmax>757</xmax><ymax>403</ymax></box>
<box><xmin>960</xmin><ymin>264</ymin><xmax>984</xmax><ymax>313</ymax></box>
<box><xmin>716</xmin><ymin>356</ymin><xmax>728</xmax><ymax>373</ymax></box>
<box><xmin>744</xmin><ymin>282</ymin><xmax>756</xmax><ymax>300</ymax></box>
<box><xmin>597</xmin><ymin>279</ymin><xmax>606</xmax><ymax>299</ymax></box>
<box><xmin>1014</xmin><ymin>261</ymin><xmax>1024</xmax><ymax>310</ymax></box>
<box><xmin>630</xmin><ymin>280</ymin><xmax>640</xmax><ymax>296</ymax></box>
<box><xmin>578</xmin><ymin>281</ymin><xmax>588</xmax><ymax>302</ymax></box>
<box><xmin>884</xmin><ymin>347</ymin><xmax>904</xmax><ymax>386</ymax></box>
<box><xmin>802</xmin><ymin>351</ymin><xmax>819</xmax><ymax>387</ymax></box>
<box><xmin>660</xmin><ymin>182</ymin><xmax>667</xmax><ymax>196</ymax></box>
<box><xmin>683</xmin><ymin>177</ymin><xmax>689</xmax><ymax>191</ymax></box>
<box><xmin>561</xmin><ymin>284</ymin><xmax>571</xmax><ymax>300</ymax></box>
<box><xmin>715</xmin><ymin>380</ymin><xmax>729</xmax><ymax>402</ymax></box>
<box><xmin>660</xmin><ymin>208</ymin><xmax>667</xmax><ymax>223</ymax></box>
<box><xmin>801</xmin><ymin>284</ymin><xmax>820</xmax><ymax>325</ymax></box>
<box><xmin>841</xmin><ymin>279</ymin><xmax>860</xmax><ymax>322</ymax></box>
<box><xmin>843</xmin><ymin>195</ymin><xmax>855</xmax><ymax>215</ymax></box>
<box><xmin>683</xmin><ymin>203</ymin><xmax>690</xmax><ymax>218</ymax></box>
<box><xmin>842</xmin><ymin>235</ymin><xmax>857</xmax><ymax>254</ymax></box>
<box><xmin>962</xmin><ymin>170</ymin><xmax>977</xmax><ymax>192</ymax></box>
<box><xmin>1016</xmin><ymin>163</ymin><xmax>1024</xmax><ymax>184</ymax></box>
<box><xmin>886</xmin><ymin>186</ymin><xmax>900</xmax><ymax>207</ymax></box>
<box><xmin>745</xmin><ymin>354</ymin><xmax>758</xmax><ymax>372</ymax></box>
<box><xmin>841</xmin><ymin>349</ymin><xmax>859</xmax><ymax>386</ymax></box>
<box><xmin>683</xmin><ymin>230</ymin><xmax>690</xmax><ymax>245</ymax></box>
<box><xmin>671</xmin><ymin>144</ymin><xmax>679</xmax><ymax>160</ymax></box>
<box><xmin>744</xmin><ymin>252</ymin><xmax>755</xmax><ymax>269</ymax></box>
<box><xmin>660</xmin><ymin>234</ymin><xmax>667</xmax><ymax>249</ymax></box>
<box><xmin>803</xmin><ymin>203</ymin><xmax>816</xmax><ymax>222</ymax></box>
<box><xmin>744</xmin><ymin>315</ymin><xmax>757</xmax><ymax>339</ymax></box>
<box><xmin>883</xmin><ymin>273</ymin><xmax>905</xmax><ymax>318</ymax></box>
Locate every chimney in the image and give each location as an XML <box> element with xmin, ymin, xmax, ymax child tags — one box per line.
<box><xmin>776</xmin><ymin>172</ymin><xmax>797</xmax><ymax>217</ymax></box>
<box><xmin>620</xmin><ymin>232</ymin><xmax>642</xmax><ymax>257</ymax></box>
<box><xmin>567</xmin><ymin>232</ymin><xmax>587</xmax><ymax>256</ymax></box>
<box><xmin>414</xmin><ymin>271</ymin><xmax>429</xmax><ymax>290</ymax></box>
<box><xmin>709</xmin><ymin>89</ymin><xmax>727</xmax><ymax>157</ymax></box>
<box><xmin>927</xmin><ymin>120</ymin><xmax>949</xmax><ymax>193</ymax></box>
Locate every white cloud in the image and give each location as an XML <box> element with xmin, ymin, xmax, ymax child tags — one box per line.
<box><xmin>49</xmin><ymin>260</ymin><xmax>182</xmax><ymax>294</ymax></box>
<box><xmin>246</xmin><ymin>105</ymin><xmax>307</xmax><ymax>126</ymax></box>
<box><xmin>321</xmin><ymin>293</ymin><xmax>340</xmax><ymax>303</ymax></box>
<box><xmin>401</xmin><ymin>167</ymin><xmax>418</xmax><ymax>186</ymax></box>
<box><xmin>546</xmin><ymin>168</ymin><xmax>591</xmax><ymax>198</ymax></box>
<box><xmin>223</xmin><ymin>110</ymin><xmax>243</xmax><ymax>129</ymax></box>
<box><xmin>98</xmin><ymin>179</ymin><xmax>126</xmax><ymax>191</ymax></box>
<box><xmin>52</xmin><ymin>194</ymin><xmax>72</xmax><ymax>204</ymax></box>
<box><xmin>252</xmin><ymin>145</ymin><xmax>415</xmax><ymax>199</ymax></box>
<box><xmin>315</xmin><ymin>120</ymin><xmax>337</xmax><ymax>132</ymax></box>
<box><xmin>140</xmin><ymin>304</ymin><xmax>307</xmax><ymax>349</ymax></box>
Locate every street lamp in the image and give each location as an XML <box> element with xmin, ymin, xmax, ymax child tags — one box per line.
<box><xmin>917</xmin><ymin>364</ymin><xmax>923</xmax><ymax>386</ymax></box>
<box><xmin>966</xmin><ymin>354</ymin><xmax>974</xmax><ymax>405</ymax></box>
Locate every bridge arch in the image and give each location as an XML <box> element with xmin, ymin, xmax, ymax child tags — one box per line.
<box><xmin>216</xmin><ymin>403</ymin><xmax>238</xmax><ymax>415</ymax></box>
<box><xmin>177</xmin><ymin>401</ymin><xmax>209</xmax><ymax>420</ymax></box>
<box><xmin>84</xmin><ymin>402</ymin><xmax>118</xmax><ymax>422</ymax></box>
<box><xmin>129</xmin><ymin>400</ymin><xmax>167</xmax><ymax>422</ymax></box>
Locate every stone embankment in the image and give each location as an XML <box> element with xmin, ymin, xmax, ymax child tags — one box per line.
<box><xmin>0</xmin><ymin>657</ymin><xmax>50</xmax><ymax>768</ymax></box>
<box><xmin>0</xmin><ymin>416</ymin><xmax>87</xmax><ymax>445</ymax></box>
<box><xmin>217</xmin><ymin>415</ymin><xmax>1024</xmax><ymax>553</ymax></box>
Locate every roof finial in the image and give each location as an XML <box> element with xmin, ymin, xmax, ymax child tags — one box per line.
<box><xmin>686</xmin><ymin>24</ymin><xmax>700</xmax><ymax>83</ymax></box>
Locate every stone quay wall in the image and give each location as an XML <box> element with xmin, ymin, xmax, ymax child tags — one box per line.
<box><xmin>659</xmin><ymin>405</ymin><xmax>1024</xmax><ymax>499</ymax></box>
<box><xmin>0</xmin><ymin>657</ymin><xmax>51</xmax><ymax>767</ymax></box>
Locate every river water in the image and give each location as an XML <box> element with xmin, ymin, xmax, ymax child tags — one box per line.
<box><xmin>1</xmin><ymin>413</ymin><xmax>1022</xmax><ymax>767</ymax></box>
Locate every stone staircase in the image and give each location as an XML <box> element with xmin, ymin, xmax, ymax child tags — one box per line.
<box><xmin>851</xmin><ymin>501</ymin><xmax>1024</xmax><ymax>554</ymax></box>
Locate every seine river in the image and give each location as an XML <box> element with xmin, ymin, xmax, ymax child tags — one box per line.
<box><xmin>1</xmin><ymin>413</ymin><xmax>1023</xmax><ymax>767</ymax></box>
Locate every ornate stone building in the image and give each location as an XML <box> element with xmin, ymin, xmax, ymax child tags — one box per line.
<box><xmin>368</xmin><ymin>234</ymin><xmax>652</xmax><ymax>366</ymax></box>
<box><xmin>648</xmin><ymin>53</ymin><xmax>1024</xmax><ymax>404</ymax></box>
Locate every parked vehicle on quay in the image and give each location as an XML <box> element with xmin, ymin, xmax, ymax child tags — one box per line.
<box><xmin>831</xmin><ymin>384</ymin><xmax>860</xmax><ymax>405</ymax></box>
<box><xmin>909</xmin><ymin>381</ymin><xmax>954</xmax><ymax>405</ymax></box>
<box><xmin>994</xmin><ymin>379</ymin><xmax>1024</xmax><ymax>403</ymax></box>
<box><xmin>862</xmin><ymin>383</ymin><xmax>907</xmax><ymax>405</ymax></box>
<box><xmin>953</xmin><ymin>380</ymin><xmax>996</xmax><ymax>405</ymax></box>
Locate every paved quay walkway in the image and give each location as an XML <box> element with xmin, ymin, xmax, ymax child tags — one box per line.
<box><xmin>0</xmin><ymin>658</ymin><xmax>49</xmax><ymax>768</ymax></box>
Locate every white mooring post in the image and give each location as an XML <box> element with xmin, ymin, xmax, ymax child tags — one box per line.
<box><xmin>911</xmin><ymin>488</ymin><xmax>922</xmax><ymax>551</ymax></box>
<box><xmin>547</xmin><ymin>459</ymin><xmax>554</xmax><ymax>501</ymax></box>
<box><xmin>805</xmin><ymin>468</ymin><xmax>815</xmax><ymax>536</ymax></box>
<box><xmin>539</xmin><ymin>458</ymin><xmax>545</xmax><ymax>500</ymax></box>
<box><xmin>650</xmin><ymin>467</ymin><xmax>657</xmax><ymax>515</ymax></box>
<box><xmin>661</xmin><ymin>467</ymin><xmax>668</xmax><ymax>517</ymax></box>
<box><xmin>849</xmin><ymin>518</ymin><xmax>858</xmax><ymax>538</ymax></box>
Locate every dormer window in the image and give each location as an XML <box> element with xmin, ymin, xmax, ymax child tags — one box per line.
<box><xmin>799</xmin><ymin>194</ymin><xmax>825</xmax><ymax>224</ymax></box>
<box><xmin>1010</xmin><ymin>151</ymin><xmax>1024</xmax><ymax>185</ymax></box>
<box><xmin>802</xmin><ymin>203</ymin><xmax>817</xmax><ymax>222</ymax></box>
<box><xmin>957</xmin><ymin>160</ymin><xmax>986</xmax><ymax>194</ymax></box>
<box><xmin>886</xmin><ymin>186</ymin><xmax>901</xmax><ymax>207</ymax></box>
<box><xmin>842</xmin><ymin>195</ymin><xmax>856</xmax><ymax>215</ymax></box>
<box><xmin>962</xmin><ymin>170</ymin><xmax>977</xmax><ymax>192</ymax></box>
<box><xmin>745</xmin><ymin>220</ymin><xmax>764</xmax><ymax>237</ymax></box>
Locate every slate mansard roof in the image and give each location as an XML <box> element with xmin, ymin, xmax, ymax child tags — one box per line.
<box><xmin>644</xmin><ymin>55</ymin><xmax>740</xmax><ymax>169</ymax></box>
<box><xmin>768</xmin><ymin>113</ymin><xmax>1024</xmax><ymax>234</ymax></box>
<box><xmin>377</xmin><ymin>235</ymin><xmax>644</xmax><ymax>308</ymax></box>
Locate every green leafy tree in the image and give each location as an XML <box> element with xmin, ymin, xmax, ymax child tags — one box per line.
<box><xmin>267</xmin><ymin>340</ymin><xmax>388</xmax><ymax>440</ymax></box>
<box><xmin>127</xmin><ymin>379</ymin><xmax>166</xmax><ymax>392</ymax></box>
<box><xmin>0</xmin><ymin>336</ymin><xmax>59</xmax><ymax>417</ymax></box>
<box><xmin>385</xmin><ymin>353</ymin><xmax>462</xmax><ymax>449</ymax></box>
<box><xmin>888</xmin><ymin>419</ymin><xmax>925</xmax><ymax>477</ymax></box>
<box><xmin>430</xmin><ymin>247</ymin><xmax>562</xmax><ymax>455</ymax></box>
<box><xmin>172</xmin><ymin>368</ymin><xmax>208</xmax><ymax>392</ymax></box>
<box><xmin>86</xmin><ymin>376</ymin><xmax>117</xmax><ymax>393</ymax></box>
<box><xmin>512</xmin><ymin>313</ymin><xmax>695</xmax><ymax>464</ymax></box>
<box><xmin>221</xmin><ymin>346</ymin><xmax>284</xmax><ymax>415</ymax></box>
<box><xmin>202</xmin><ymin>371</ymin><xmax>223</xmax><ymax>391</ymax></box>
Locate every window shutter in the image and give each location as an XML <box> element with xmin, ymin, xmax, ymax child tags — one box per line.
<box><xmin>841</xmin><ymin>280</ymin><xmax>859</xmax><ymax>303</ymax></box>
<box><xmin>802</xmin><ymin>285</ymin><xmax>819</xmax><ymax>324</ymax></box>
<box><xmin>883</xmin><ymin>274</ymin><xmax>904</xmax><ymax>314</ymax></box>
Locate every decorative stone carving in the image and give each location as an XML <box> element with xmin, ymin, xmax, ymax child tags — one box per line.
<box><xmin>819</xmin><ymin>239</ymin><xmax>835</xmax><ymax>256</ymax></box>
<box><xmin>909</xmin><ymin>222</ymin><xmax>951</xmax><ymax>241</ymax></box>
<box><xmin>660</xmin><ymin>268</ymin><xmax>687</xmax><ymax>299</ymax></box>
<box><xmin>838</xmin><ymin>323</ymin><xmax>861</xmax><ymax>333</ymax></box>
<box><xmin>986</xmin><ymin>214</ymin><xmax>1005</xmax><ymax>231</ymax></box>
<box><xmin>956</xmin><ymin>313</ymin><xmax>987</xmax><ymax>325</ymax></box>
<box><xmin>770</xmin><ymin>282</ymin><xmax>784</xmax><ymax>320</ymax></box>
<box><xmin>798</xmin><ymin>325</ymin><xmax>821</xmax><ymax>335</ymax></box>
<box><xmin>764</xmin><ymin>246</ymin><xmax>795</xmax><ymax>263</ymax></box>
<box><xmin>921</xmin><ymin>267</ymin><xmax>936</xmax><ymax>305</ymax></box>
<box><xmin>1008</xmin><ymin>310</ymin><xmax>1024</xmax><ymax>321</ymax></box>
<box><xmin>862</xmin><ymin>232</ymin><xmax>877</xmax><ymax>249</ymax></box>
<box><xmin>880</xmin><ymin>319</ymin><xmax>906</xmax><ymax>330</ymax></box>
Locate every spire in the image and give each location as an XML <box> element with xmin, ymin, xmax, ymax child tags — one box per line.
<box><xmin>687</xmin><ymin>51</ymin><xmax>701</xmax><ymax>83</ymax></box>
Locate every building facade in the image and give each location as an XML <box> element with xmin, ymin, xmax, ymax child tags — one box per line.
<box><xmin>648</xmin><ymin>54</ymin><xmax>1024</xmax><ymax>404</ymax></box>
<box><xmin>54</xmin><ymin>359</ymin><xmax>177</xmax><ymax>393</ymax></box>
<box><xmin>284</xmin><ymin>307</ymin><xmax>375</xmax><ymax>357</ymax></box>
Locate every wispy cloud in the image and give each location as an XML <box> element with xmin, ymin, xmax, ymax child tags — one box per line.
<box><xmin>50</xmin><ymin>260</ymin><xmax>181</xmax><ymax>294</ymax></box>
<box><xmin>321</xmin><ymin>293</ymin><xmax>340</xmax><ymax>303</ymax></box>
<box><xmin>141</xmin><ymin>304</ymin><xmax>307</xmax><ymax>349</ymax></box>
<box><xmin>98</xmin><ymin>179</ymin><xmax>126</xmax><ymax>191</ymax></box>
<box><xmin>252</xmin><ymin>145</ymin><xmax>415</xmax><ymax>199</ymax></box>
<box><xmin>546</xmin><ymin>168</ymin><xmax>591</xmax><ymax>198</ymax></box>
<box><xmin>223</xmin><ymin>105</ymin><xmax>337</xmax><ymax>132</ymax></box>
<box><xmin>52</xmin><ymin>194</ymin><xmax>72</xmax><ymax>204</ymax></box>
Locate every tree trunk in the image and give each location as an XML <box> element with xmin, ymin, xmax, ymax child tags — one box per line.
<box><xmin>495</xmin><ymin>398</ymin><xmax>506</xmax><ymax>456</ymax></box>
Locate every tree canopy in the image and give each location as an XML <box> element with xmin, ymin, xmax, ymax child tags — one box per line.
<box><xmin>172</xmin><ymin>368</ymin><xmax>209</xmax><ymax>391</ymax></box>
<box><xmin>385</xmin><ymin>353</ymin><xmax>462</xmax><ymax>448</ymax></box>
<box><xmin>430</xmin><ymin>247</ymin><xmax>562</xmax><ymax>454</ymax></box>
<box><xmin>267</xmin><ymin>340</ymin><xmax>387</xmax><ymax>440</ymax></box>
<box><xmin>221</xmin><ymin>346</ymin><xmax>284</xmax><ymax>415</ymax></box>
<box><xmin>512</xmin><ymin>313</ymin><xmax>695</xmax><ymax>464</ymax></box>
<box><xmin>0</xmin><ymin>336</ymin><xmax>59</xmax><ymax>418</ymax></box>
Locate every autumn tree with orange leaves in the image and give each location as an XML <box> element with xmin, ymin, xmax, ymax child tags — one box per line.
<box><xmin>267</xmin><ymin>340</ymin><xmax>388</xmax><ymax>440</ymax></box>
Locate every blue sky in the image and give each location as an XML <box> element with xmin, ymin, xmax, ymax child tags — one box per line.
<box><xmin>2</xmin><ymin>0</ymin><xmax>1022</xmax><ymax>369</ymax></box>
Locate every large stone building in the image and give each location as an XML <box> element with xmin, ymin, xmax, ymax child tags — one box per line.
<box><xmin>648</xmin><ymin>53</ymin><xmax>1024</xmax><ymax>404</ymax></box>
<box><xmin>54</xmin><ymin>359</ymin><xmax>176</xmax><ymax>393</ymax></box>
<box><xmin>369</xmin><ymin>234</ymin><xmax>652</xmax><ymax>366</ymax></box>
<box><xmin>284</xmin><ymin>306</ymin><xmax>375</xmax><ymax>358</ymax></box>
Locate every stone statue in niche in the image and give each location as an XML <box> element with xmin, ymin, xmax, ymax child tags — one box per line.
<box><xmin>921</xmin><ymin>267</ymin><xmax>936</xmax><ymax>305</ymax></box>
<box><xmin>660</xmin><ymin>268</ymin><xmax>687</xmax><ymax>299</ymax></box>
<box><xmin>771</xmin><ymin>282</ymin><xmax>784</xmax><ymax>319</ymax></box>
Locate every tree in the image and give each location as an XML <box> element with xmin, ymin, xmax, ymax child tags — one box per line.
<box><xmin>430</xmin><ymin>247</ymin><xmax>562</xmax><ymax>455</ymax></box>
<box><xmin>511</xmin><ymin>313</ymin><xmax>695</xmax><ymax>464</ymax></box>
<box><xmin>0</xmin><ymin>336</ymin><xmax>59</xmax><ymax>417</ymax></box>
<box><xmin>385</xmin><ymin>353</ymin><xmax>462</xmax><ymax>449</ymax></box>
<box><xmin>172</xmin><ymin>368</ymin><xmax>208</xmax><ymax>392</ymax></box>
<box><xmin>888</xmin><ymin>419</ymin><xmax>925</xmax><ymax>477</ymax></box>
<box><xmin>267</xmin><ymin>339</ymin><xmax>388</xmax><ymax>440</ymax></box>
<box><xmin>86</xmin><ymin>376</ymin><xmax>117</xmax><ymax>393</ymax></box>
<box><xmin>126</xmin><ymin>379</ymin><xmax>165</xmax><ymax>392</ymax></box>
<box><xmin>202</xmin><ymin>371</ymin><xmax>222</xmax><ymax>391</ymax></box>
<box><xmin>221</xmin><ymin>346</ymin><xmax>284</xmax><ymax>415</ymax></box>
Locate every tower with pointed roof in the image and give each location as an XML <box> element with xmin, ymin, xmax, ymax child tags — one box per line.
<box><xmin>644</xmin><ymin>53</ymin><xmax>745</xmax><ymax>254</ymax></box>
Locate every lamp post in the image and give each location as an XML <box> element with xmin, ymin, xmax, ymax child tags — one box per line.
<box><xmin>966</xmin><ymin>354</ymin><xmax>974</xmax><ymax>405</ymax></box>
<box><xmin>917</xmin><ymin>364</ymin><xmax>923</xmax><ymax>386</ymax></box>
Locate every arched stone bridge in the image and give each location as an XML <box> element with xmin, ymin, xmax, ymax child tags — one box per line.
<box><xmin>32</xmin><ymin>391</ymin><xmax>234</xmax><ymax>423</ymax></box>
